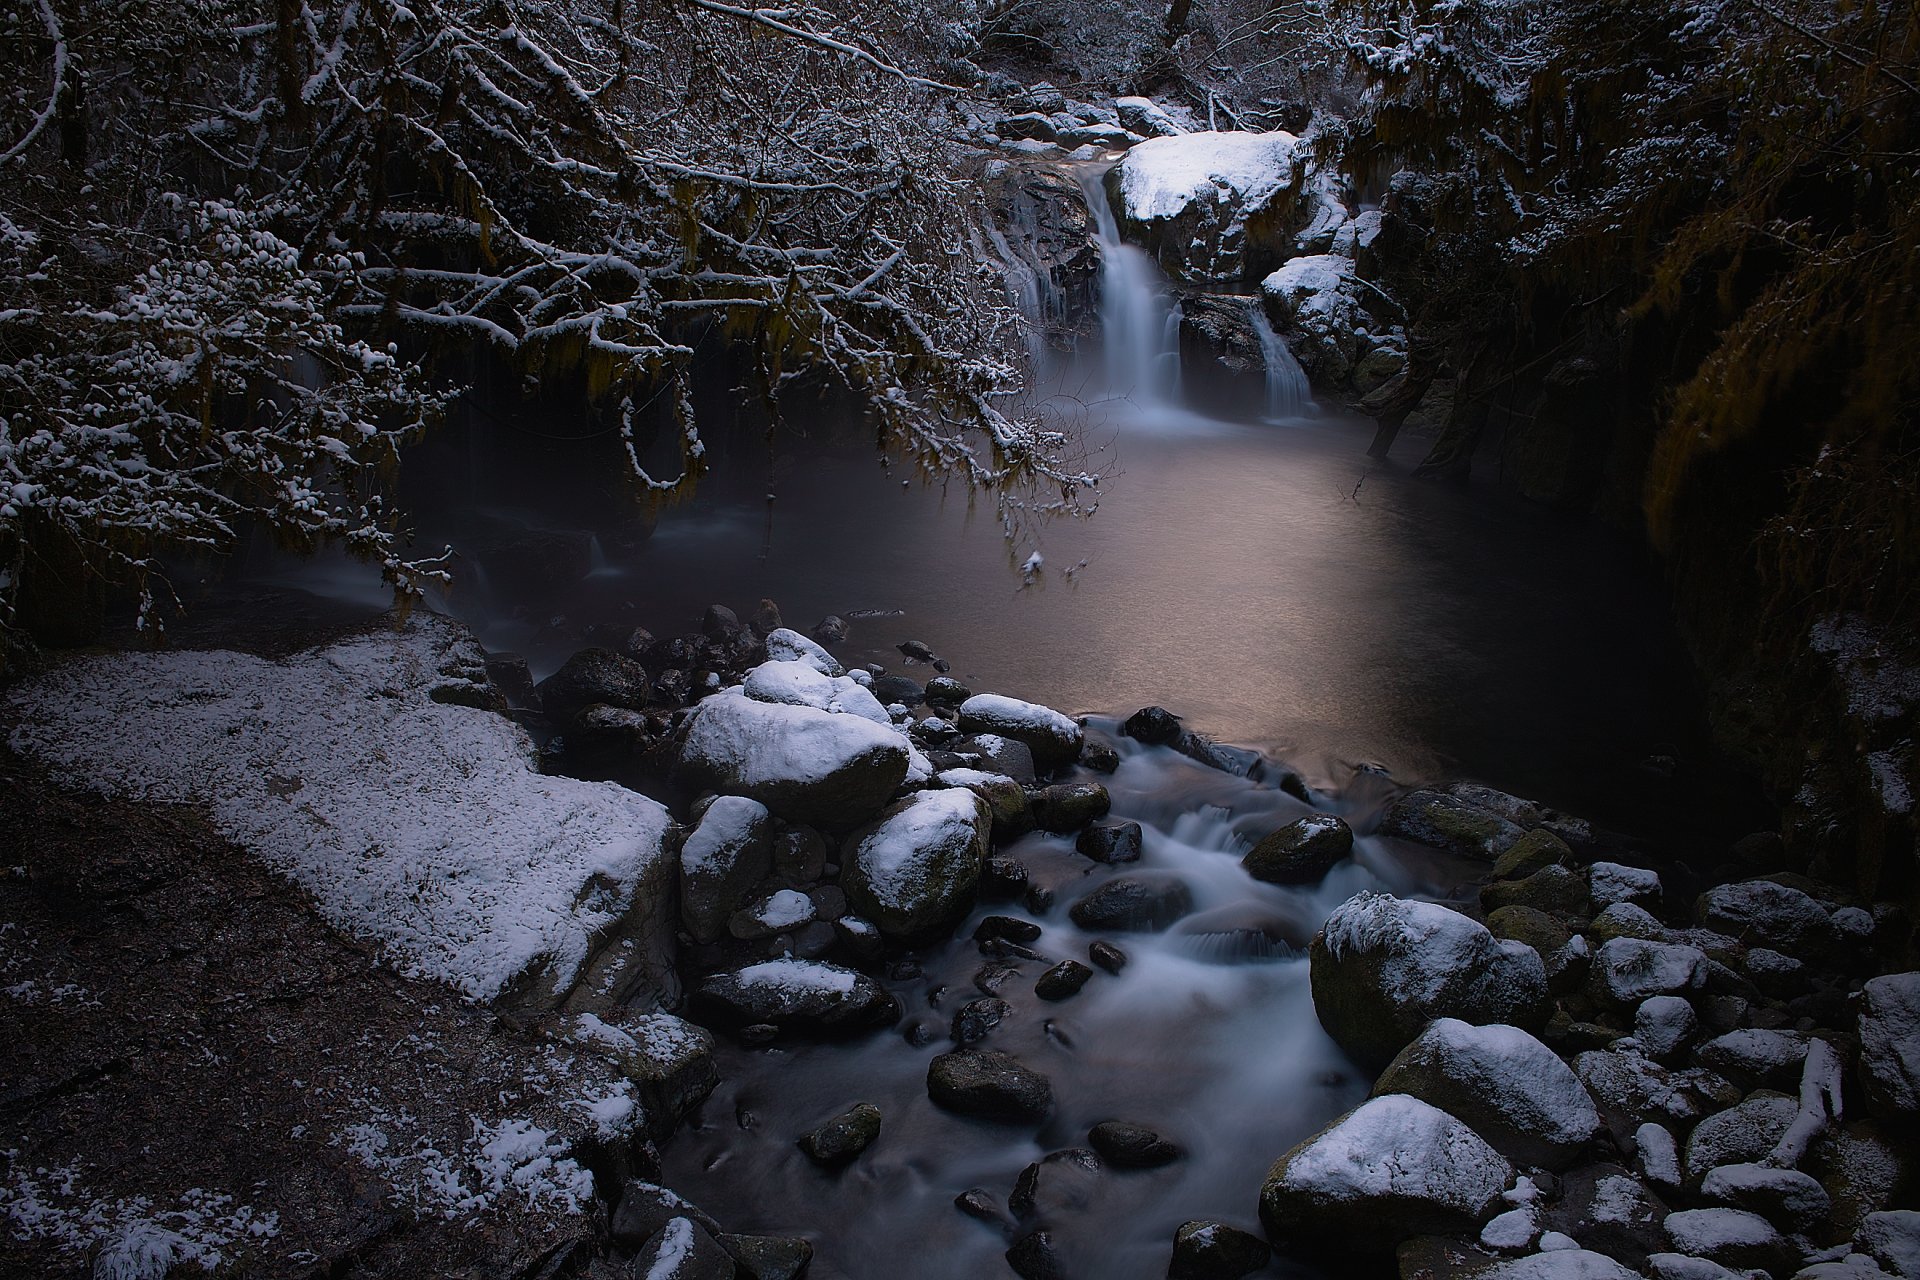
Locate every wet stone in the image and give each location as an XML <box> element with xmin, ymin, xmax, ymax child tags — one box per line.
<box><xmin>975</xmin><ymin>915</ymin><xmax>1043</xmax><ymax>945</ymax></box>
<box><xmin>983</xmin><ymin>856</ymin><xmax>1031</xmax><ymax>900</ymax></box>
<box><xmin>1031</xmin><ymin>781</ymin><xmax>1112</xmax><ymax>833</ymax></box>
<box><xmin>1068</xmin><ymin>873</ymin><xmax>1194</xmax><ymax>932</ymax></box>
<box><xmin>1035</xmin><ymin>960</ymin><xmax>1094</xmax><ymax>1001</ymax></box>
<box><xmin>1089</xmin><ymin>1120</ymin><xmax>1180</xmax><ymax>1168</ymax></box>
<box><xmin>1077</xmin><ymin>820</ymin><xmax>1144</xmax><ymax>864</ymax></box>
<box><xmin>1006</xmin><ymin>1229</ymin><xmax>1066</xmax><ymax>1280</ymax></box>
<box><xmin>1080</xmin><ymin>742</ymin><xmax>1121</xmax><ymax>773</ymax></box>
<box><xmin>1241</xmin><ymin>814</ymin><xmax>1354</xmax><ymax>885</ymax></box>
<box><xmin>797</xmin><ymin>1102</ymin><xmax>882</xmax><ymax>1165</ymax></box>
<box><xmin>952</xmin><ymin>997</ymin><xmax>1013</xmax><ymax>1045</ymax></box>
<box><xmin>927</xmin><ymin>1050</ymin><xmax>1053</xmax><ymax>1122</ymax></box>
<box><xmin>1122</xmin><ymin>705</ymin><xmax>1182</xmax><ymax>745</ymax></box>
<box><xmin>1025</xmin><ymin>883</ymin><xmax>1056</xmax><ymax>914</ymax></box>
<box><xmin>1089</xmin><ymin>940</ymin><xmax>1129</xmax><ymax>974</ymax></box>
<box><xmin>718</xmin><ymin>1233</ymin><xmax>814</xmax><ymax>1280</ymax></box>
<box><xmin>1169</xmin><ymin>1219</ymin><xmax>1271</xmax><ymax>1279</ymax></box>
<box><xmin>955</xmin><ymin>1188</ymin><xmax>1008</xmax><ymax>1226</ymax></box>
<box><xmin>975</xmin><ymin>961</ymin><xmax>1024</xmax><ymax>996</ymax></box>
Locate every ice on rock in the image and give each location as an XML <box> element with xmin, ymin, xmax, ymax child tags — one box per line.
<box><xmin>1259</xmin><ymin>1094</ymin><xmax>1513</xmax><ymax>1246</ymax></box>
<box><xmin>1</xmin><ymin>615</ymin><xmax>671</xmax><ymax>1006</ymax></box>
<box><xmin>1373</xmin><ymin>1018</ymin><xmax>1600</xmax><ymax>1170</ymax></box>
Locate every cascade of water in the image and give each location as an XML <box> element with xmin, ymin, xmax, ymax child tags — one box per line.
<box><xmin>1249</xmin><ymin>303</ymin><xmax>1315</xmax><ymax>420</ymax></box>
<box><xmin>987</xmin><ymin>224</ymin><xmax>1050</xmax><ymax>373</ymax></box>
<box><xmin>1077</xmin><ymin>167</ymin><xmax>1183</xmax><ymax>409</ymax></box>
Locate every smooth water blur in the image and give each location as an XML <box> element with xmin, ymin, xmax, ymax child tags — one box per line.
<box><xmin>662</xmin><ymin>726</ymin><xmax>1477</xmax><ymax>1280</ymax></box>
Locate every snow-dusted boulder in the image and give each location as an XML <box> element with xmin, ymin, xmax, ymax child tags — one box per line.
<box><xmin>1259</xmin><ymin>1094</ymin><xmax>1512</xmax><ymax>1247</ymax></box>
<box><xmin>1262</xmin><ymin>254</ymin><xmax>1371</xmax><ymax>380</ymax></box>
<box><xmin>2</xmin><ymin>614</ymin><xmax>673</xmax><ymax>1009</ymax></box>
<box><xmin>763</xmin><ymin>626</ymin><xmax>843</xmax><ymax>676</ymax></box>
<box><xmin>1111</xmin><ymin>130</ymin><xmax>1303</xmax><ymax>281</ymax></box>
<box><xmin>1591</xmin><ymin>862</ymin><xmax>1663</xmax><ymax>911</ymax></box>
<box><xmin>690</xmin><ymin>958</ymin><xmax>895</xmax><ymax>1033</ymax></box>
<box><xmin>1857</xmin><ymin>1211</ymin><xmax>1920</xmax><ymax>1279</ymax></box>
<box><xmin>676</xmin><ymin>691</ymin><xmax>909</xmax><ymax>828</ymax></box>
<box><xmin>1684</xmin><ymin>1093</ymin><xmax>1800</xmax><ymax>1183</ymax></box>
<box><xmin>1635</xmin><ymin>995</ymin><xmax>1700</xmax><ymax>1063</ymax></box>
<box><xmin>1574</xmin><ymin>1047</ymin><xmax>1715</xmax><ymax>1133</ymax></box>
<box><xmin>1696</xmin><ymin>880</ymin><xmax>1838</xmax><ymax>959</ymax></box>
<box><xmin>842</xmin><ymin>789</ymin><xmax>991</xmax><ymax>941</ymax></box>
<box><xmin>1539</xmin><ymin>1165</ymin><xmax>1671</xmax><ymax>1270</ymax></box>
<box><xmin>1700</xmin><ymin>1162</ymin><xmax>1830</xmax><ymax>1229</ymax></box>
<box><xmin>1310</xmin><ymin>892</ymin><xmax>1549</xmax><ymax>1068</ymax></box>
<box><xmin>1373</xmin><ymin>1019</ymin><xmax>1600</xmax><ymax>1170</ymax></box>
<box><xmin>742</xmin><ymin>658</ymin><xmax>890</xmax><ymax>725</ymax></box>
<box><xmin>956</xmin><ymin>693</ymin><xmax>1083</xmax><ymax>773</ymax></box>
<box><xmin>1662</xmin><ymin>1207</ymin><xmax>1795</xmax><ymax>1273</ymax></box>
<box><xmin>1858</xmin><ymin>972</ymin><xmax>1920</xmax><ymax>1121</ymax></box>
<box><xmin>1114</xmin><ymin>95</ymin><xmax>1186</xmax><ymax>138</ymax></box>
<box><xmin>567</xmin><ymin>1013</ymin><xmax>717</xmax><ymax>1140</ymax></box>
<box><xmin>678</xmin><ymin>795</ymin><xmax>773</xmax><ymax>944</ymax></box>
<box><xmin>632</xmin><ymin>1217</ymin><xmax>734</xmax><ymax>1280</ymax></box>
<box><xmin>1588</xmin><ymin>938</ymin><xmax>1708</xmax><ymax>1009</ymax></box>
<box><xmin>1479</xmin><ymin>1251</ymin><xmax>1644</xmax><ymax>1280</ymax></box>
<box><xmin>1242</xmin><ymin>813</ymin><xmax>1354</xmax><ymax>885</ymax></box>
<box><xmin>1695</xmin><ymin>1028</ymin><xmax>1810</xmax><ymax>1092</ymax></box>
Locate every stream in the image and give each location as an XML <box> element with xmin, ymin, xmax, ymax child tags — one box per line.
<box><xmin>244</xmin><ymin>165</ymin><xmax>1767</xmax><ymax>1277</ymax></box>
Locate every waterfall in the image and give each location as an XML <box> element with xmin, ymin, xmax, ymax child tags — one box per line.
<box><xmin>987</xmin><ymin>225</ymin><xmax>1050</xmax><ymax>373</ymax></box>
<box><xmin>1077</xmin><ymin>168</ymin><xmax>1183</xmax><ymax>409</ymax></box>
<box><xmin>1250</xmin><ymin>303</ymin><xmax>1314</xmax><ymax>420</ymax></box>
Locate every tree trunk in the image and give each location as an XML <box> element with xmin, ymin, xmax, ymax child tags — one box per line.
<box><xmin>1166</xmin><ymin>0</ymin><xmax>1194</xmax><ymax>41</ymax></box>
<box><xmin>1414</xmin><ymin>345</ymin><xmax>1492</xmax><ymax>482</ymax></box>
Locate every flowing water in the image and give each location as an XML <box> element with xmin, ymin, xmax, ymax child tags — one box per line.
<box><xmin>1249</xmin><ymin>304</ymin><xmax>1314</xmax><ymax>421</ymax></box>
<box><xmin>226</xmin><ymin>165</ymin><xmax>1770</xmax><ymax>1277</ymax></box>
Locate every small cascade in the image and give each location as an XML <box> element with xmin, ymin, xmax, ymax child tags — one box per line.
<box><xmin>1250</xmin><ymin>303</ymin><xmax>1314</xmax><ymax>420</ymax></box>
<box><xmin>1077</xmin><ymin>168</ymin><xmax>1183</xmax><ymax>409</ymax></box>
<box><xmin>987</xmin><ymin>224</ymin><xmax>1051</xmax><ymax>372</ymax></box>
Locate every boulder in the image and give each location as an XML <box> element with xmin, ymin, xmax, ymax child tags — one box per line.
<box><xmin>1035</xmin><ymin>960</ymin><xmax>1094</xmax><ymax>1001</ymax></box>
<box><xmin>570</xmin><ymin>1013</ymin><xmax>718</xmax><ymax>1141</ymax></box>
<box><xmin>633</xmin><ymin>1217</ymin><xmax>735</xmax><ymax>1280</ymax></box>
<box><xmin>1076</xmin><ymin>820</ymin><xmax>1144</xmax><ymax>864</ymax></box>
<box><xmin>679</xmin><ymin>795</ymin><xmax>774</xmax><ymax>944</ymax></box>
<box><xmin>741</xmin><ymin>659</ymin><xmax>889</xmax><ymax>725</ymax></box>
<box><xmin>1589</xmin><ymin>903</ymin><xmax>1668</xmax><ymax>944</ymax></box>
<box><xmin>1114</xmin><ymin>96</ymin><xmax>1186</xmax><ymax>139</ymax></box>
<box><xmin>1588</xmin><ymin>938</ymin><xmax>1708</xmax><ymax>1009</ymax></box>
<box><xmin>1121</xmin><ymin>705</ymin><xmax>1182</xmax><ymax>744</ymax></box>
<box><xmin>1856</xmin><ymin>1210</ymin><xmax>1920</xmax><ymax>1280</ymax></box>
<box><xmin>1259</xmin><ymin>1095</ymin><xmax>1512</xmax><ymax>1247</ymax></box>
<box><xmin>763</xmin><ymin>627</ymin><xmax>843</xmax><ymax>676</ymax></box>
<box><xmin>1635</xmin><ymin>996</ymin><xmax>1699</xmax><ymax>1063</ymax></box>
<box><xmin>728</xmin><ymin>888</ymin><xmax>816</xmax><ymax>941</ymax></box>
<box><xmin>938</xmin><ymin>767</ymin><xmax>1034</xmax><ymax>841</ymax></box>
<box><xmin>1539</xmin><ymin>1165</ymin><xmax>1670</xmax><ymax>1269</ymax></box>
<box><xmin>675</xmin><ymin>692</ymin><xmax>909</xmax><ymax>828</ymax></box>
<box><xmin>1574</xmin><ymin>1048</ymin><xmax>1714</xmax><ymax>1133</ymax></box>
<box><xmin>1493</xmin><ymin>830</ymin><xmax>1573</xmax><ymax>881</ymax></box>
<box><xmin>1262</xmin><ymin>254</ymin><xmax>1370</xmax><ymax>381</ymax></box>
<box><xmin>1662</xmin><ymin>1207</ymin><xmax>1796</xmax><ymax>1273</ymax></box>
<box><xmin>718</xmin><ymin>1234</ymin><xmax>814</xmax><ymax>1280</ymax></box>
<box><xmin>1242</xmin><ymin>814</ymin><xmax>1354</xmax><ymax>885</ymax></box>
<box><xmin>1590</xmin><ymin>862</ymin><xmax>1662</xmax><ymax>911</ymax></box>
<box><xmin>1169</xmin><ymin>1221</ymin><xmax>1270</xmax><ymax>1278</ymax></box>
<box><xmin>1089</xmin><ymin>1121</ymin><xmax>1180</xmax><ymax>1168</ymax></box>
<box><xmin>927</xmin><ymin>1050</ymin><xmax>1053</xmax><ymax>1122</ymax></box>
<box><xmin>798</xmin><ymin>1102</ymin><xmax>883</xmax><ymax>1165</ymax></box>
<box><xmin>1373</xmin><ymin>1019</ymin><xmax>1600</xmax><ymax>1170</ymax></box>
<box><xmin>1030</xmin><ymin>780</ymin><xmax>1111</xmax><ymax>832</ymax></box>
<box><xmin>1684</xmin><ymin>1093</ymin><xmax>1800</xmax><ymax>1183</ymax></box>
<box><xmin>1484</xmin><ymin>865</ymin><xmax>1591</xmax><ymax>917</ymax></box>
<box><xmin>1694</xmin><ymin>1028</ymin><xmax>1809</xmax><ymax>1092</ymax></box>
<box><xmin>1112</xmin><ymin>130</ymin><xmax>1303</xmax><ymax>281</ymax></box>
<box><xmin>691</xmin><ymin>958</ymin><xmax>895</xmax><ymax>1033</ymax></box>
<box><xmin>1379</xmin><ymin>789</ymin><xmax>1525</xmax><ymax>859</ymax></box>
<box><xmin>1309</xmin><ymin>892</ymin><xmax>1548</xmax><ymax>1068</ymax></box>
<box><xmin>534</xmin><ymin>647</ymin><xmax>649</xmax><ymax>724</ymax></box>
<box><xmin>611</xmin><ymin>1179</ymin><xmax>722</xmax><ymax>1249</ymax></box>
<box><xmin>1696</xmin><ymin>880</ymin><xmax>1837</xmax><ymax>959</ymax></box>
<box><xmin>1859</xmin><ymin>972</ymin><xmax>1920</xmax><ymax>1121</ymax></box>
<box><xmin>1010</xmin><ymin>1148</ymin><xmax>1102</xmax><ymax>1220</ymax></box>
<box><xmin>1699</xmin><ymin>1163</ymin><xmax>1830</xmax><ymax>1230</ymax></box>
<box><xmin>842</xmin><ymin>789</ymin><xmax>991</xmax><ymax>941</ymax></box>
<box><xmin>957</xmin><ymin>694</ymin><xmax>1083</xmax><ymax>773</ymax></box>
<box><xmin>1068</xmin><ymin>873</ymin><xmax>1194</xmax><ymax>932</ymax></box>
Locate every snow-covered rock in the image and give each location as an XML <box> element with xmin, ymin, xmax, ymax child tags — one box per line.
<box><xmin>1574</xmin><ymin>1047</ymin><xmax>1715</xmax><ymax>1132</ymax></box>
<box><xmin>2</xmin><ymin>614</ymin><xmax>672</xmax><ymax>1008</ymax></box>
<box><xmin>1112</xmin><ymin>130</ymin><xmax>1303</xmax><ymax>281</ymax></box>
<box><xmin>632</xmin><ymin>1216</ymin><xmax>734</xmax><ymax>1280</ymax></box>
<box><xmin>741</xmin><ymin>659</ymin><xmax>889</xmax><ymax>725</ymax></box>
<box><xmin>1700</xmin><ymin>1162</ymin><xmax>1830</xmax><ymax>1229</ymax></box>
<box><xmin>1696</xmin><ymin>880</ymin><xmax>1838</xmax><ymax>959</ymax></box>
<box><xmin>1378</xmin><ymin>787</ymin><xmax>1527</xmax><ymax>860</ymax></box>
<box><xmin>1479</xmin><ymin>1251</ymin><xmax>1643</xmax><ymax>1280</ymax></box>
<box><xmin>1373</xmin><ymin>1019</ymin><xmax>1600</xmax><ymax>1170</ymax></box>
<box><xmin>842</xmin><ymin>789</ymin><xmax>991</xmax><ymax>940</ymax></box>
<box><xmin>1858</xmin><ymin>972</ymin><xmax>1920</xmax><ymax>1120</ymax></box>
<box><xmin>678</xmin><ymin>795</ymin><xmax>773</xmax><ymax>944</ymax></box>
<box><xmin>1645</xmin><ymin>1253</ymin><xmax>1755</xmax><ymax>1280</ymax></box>
<box><xmin>1261</xmin><ymin>254</ymin><xmax>1369</xmax><ymax>380</ymax></box>
<box><xmin>1259</xmin><ymin>1094</ymin><xmax>1513</xmax><ymax>1247</ymax></box>
<box><xmin>1114</xmin><ymin>96</ymin><xmax>1186</xmax><ymax>138</ymax></box>
<box><xmin>1539</xmin><ymin>1165</ymin><xmax>1671</xmax><ymax>1270</ymax></box>
<box><xmin>568</xmin><ymin>1013</ymin><xmax>718</xmax><ymax>1140</ymax></box>
<box><xmin>1588</xmin><ymin>938</ymin><xmax>1708</xmax><ymax>1008</ymax></box>
<box><xmin>675</xmin><ymin>690</ymin><xmax>909</xmax><ymax>828</ymax></box>
<box><xmin>956</xmin><ymin>693</ymin><xmax>1083</xmax><ymax>773</ymax></box>
<box><xmin>1695</xmin><ymin>1028</ymin><xmax>1810</xmax><ymax>1092</ymax></box>
<box><xmin>763</xmin><ymin>627</ymin><xmax>843</xmax><ymax>676</ymax></box>
<box><xmin>1310</xmin><ymin>892</ymin><xmax>1549</xmax><ymax>1068</ymax></box>
<box><xmin>1634</xmin><ymin>1123</ymin><xmax>1684</xmax><ymax>1194</ymax></box>
<box><xmin>1635</xmin><ymin>996</ymin><xmax>1700</xmax><ymax>1062</ymax></box>
<box><xmin>1591</xmin><ymin>862</ymin><xmax>1663</xmax><ymax>911</ymax></box>
<box><xmin>1684</xmin><ymin>1094</ymin><xmax>1800</xmax><ymax>1183</ymax></box>
<box><xmin>1662</xmin><ymin>1207</ymin><xmax>1794</xmax><ymax>1273</ymax></box>
<box><xmin>690</xmin><ymin>958</ymin><xmax>895</xmax><ymax>1033</ymax></box>
<box><xmin>1856</xmin><ymin>1210</ymin><xmax>1920</xmax><ymax>1279</ymax></box>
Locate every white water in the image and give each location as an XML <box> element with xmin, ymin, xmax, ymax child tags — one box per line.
<box><xmin>1078</xmin><ymin>169</ymin><xmax>1184</xmax><ymax>410</ymax></box>
<box><xmin>1250</xmin><ymin>303</ymin><xmax>1314</xmax><ymax>421</ymax></box>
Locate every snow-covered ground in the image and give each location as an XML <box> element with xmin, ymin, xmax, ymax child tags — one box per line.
<box><xmin>3</xmin><ymin>614</ymin><xmax>671</xmax><ymax>1005</ymax></box>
